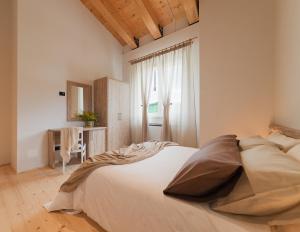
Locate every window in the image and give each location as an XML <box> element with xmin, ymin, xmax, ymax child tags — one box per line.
<box><xmin>148</xmin><ymin>102</ymin><xmax>158</xmax><ymax>113</ymax></box>
<box><xmin>148</xmin><ymin>69</ymin><xmax>162</xmax><ymax>125</ymax></box>
<box><xmin>130</xmin><ymin>41</ymin><xmax>199</xmax><ymax>146</ymax></box>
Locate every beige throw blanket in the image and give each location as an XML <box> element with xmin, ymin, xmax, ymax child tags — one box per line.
<box><xmin>60</xmin><ymin>141</ymin><xmax>178</xmax><ymax>192</ymax></box>
<box><xmin>60</xmin><ymin>127</ymin><xmax>83</xmax><ymax>163</ymax></box>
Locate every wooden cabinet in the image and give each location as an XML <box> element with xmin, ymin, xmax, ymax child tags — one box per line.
<box><xmin>84</xmin><ymin>128</ymin><xmax>106</xmax><ymax>157</ymax></box>
<box><xmin>94</xmin><ymin>77</ymin><xmax>130</xmax><ymax>151</ymax></box>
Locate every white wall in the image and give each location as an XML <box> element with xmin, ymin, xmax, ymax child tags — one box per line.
<box><xmin>199</xmin><ymin>0</ymin><xmax>275</xmax><ymax>144</ymax></box>
<box><xmin>0</xmin><ymin>0</ymin><xmax>13</xmax><ymax>165</ymax></box>
<box><xmin>15</xmin><ymin>0</ymin><xmax>123</xmax><ymax>172</ymax></box>
<box><xmin>274</xmin><ymin>0</ymin><xmax>300</xmax><ymax>129</ymax></box>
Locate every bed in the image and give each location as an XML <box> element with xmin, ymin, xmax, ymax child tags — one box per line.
<box><xmin>47</xmin><ymin>145</ymin><xmax>270</xmax><ymax>232</ymax></box>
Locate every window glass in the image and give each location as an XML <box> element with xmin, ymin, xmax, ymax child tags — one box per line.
<box><xmin>148</xmin><ymin>68</ymin><xmax>162</xmax><ymax>124</ymax></box>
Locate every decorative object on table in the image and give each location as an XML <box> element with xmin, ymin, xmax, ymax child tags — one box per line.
<box><xmin>78</xmin><ymin>111</ymin><xmax>97</xmax><ymax>127</ymax></box>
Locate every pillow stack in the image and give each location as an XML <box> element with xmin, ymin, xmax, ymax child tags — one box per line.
<box><xmin>239</xmin><ymin>135</ymin><xmax>281</xmax><ymax>151</ymax></box>
<box><xmin>266</xmin><ymin>131</ymin><xmax>300</xmax><ymax>152</ymax></box>
<box><xmin>239</xmin><ymin>132</ymin><xmax>300</xmax><ymax>152</ymax></box>
<box><xmin>212</xmin><ymin>132</ymin><xmax>300</xmax><ymax>216</ymax></box>
<box><xmin>164</xmin><ymin>135</ymin><xmax>242</xmax><ymax>201</ymax></box>
<box><xmin>164</xmin><ymin>131</ymin><xmax>300</xmax><ymax>217</ymax></box>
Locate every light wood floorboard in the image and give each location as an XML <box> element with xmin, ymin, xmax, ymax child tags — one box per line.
<box><xmin>0</xmin><ymin>165</ymin><xmax>106</xmax><ymax>232</ymax></box>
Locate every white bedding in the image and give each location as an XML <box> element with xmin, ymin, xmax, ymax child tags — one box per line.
<box><xmin>46</xmin><ymin>146</ymin><xmax>270</xmax><ymax>232</ymax></box>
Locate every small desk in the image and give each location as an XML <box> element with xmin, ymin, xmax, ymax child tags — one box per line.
<box><xmin>48</xmin><ymin>127</ymin><xmax>107</xmax><ymax>169</ymax></box>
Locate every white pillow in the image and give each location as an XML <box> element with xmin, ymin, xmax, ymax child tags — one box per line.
<box><xmin>287</xmin><ymin>144</ymin><xmax>300</xmax><ymax>162</ymax></box>
<box><xmin>212</xmin><ymin>145</ymin><xmax>300</xmax><ymax>216</ymax></box>
<box><xmin>239</xmin><ymin>135</ymin><xmax>281</xmax><ymax>151</ymax></box>
<box><xmin>267</xmin><ymin>132</ymin><xmax>300</xmax><ymax>151</ymax></box>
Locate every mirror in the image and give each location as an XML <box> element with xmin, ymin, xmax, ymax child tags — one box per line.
<box><xmin>67</xmin><ymin>81</ymin><xmax>92</xmax><ymax>121</ymax></box>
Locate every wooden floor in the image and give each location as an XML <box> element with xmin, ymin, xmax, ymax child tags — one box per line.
<box><xmin>0</xmin><ymin>165</ymin><xmax>106</xmax><ymax>232</ymax></box>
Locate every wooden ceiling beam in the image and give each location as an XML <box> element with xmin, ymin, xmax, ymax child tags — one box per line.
<box><xmin>134</xmin><ymin>0</ymin><xmax>162</xmax><ymax>39</ymax></box>
<box><xmin>83</xmin><ymin>0</ymin><xmax>138</xmax><ymax>49</ymax></box>
<box><xmin>82</xmin><ymin>0</ymin><xmax>126</xmax><ymax>45</ymax></box>
<box><xmin>179</xmin><ymin>0</ymin><xmax>199</xmax><ymax>24</ymax></box>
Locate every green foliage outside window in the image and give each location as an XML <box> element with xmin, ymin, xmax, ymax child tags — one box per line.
<box><xmin>148</xmin><ymin>102</ymin><xmax>158</xmax><ymax>113</ymax></box>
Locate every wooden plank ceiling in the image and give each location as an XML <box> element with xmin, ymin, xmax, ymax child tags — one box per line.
<box><xmin>81</xmin><ymin>0</ymin><xmax>199</xmax><ymax>49</ymax></box>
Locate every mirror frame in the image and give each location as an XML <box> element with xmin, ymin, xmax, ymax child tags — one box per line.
<box><xmin>67</xmin><ymin>81</ymin><xmax>92</xmax><ymax>121</ymax></box>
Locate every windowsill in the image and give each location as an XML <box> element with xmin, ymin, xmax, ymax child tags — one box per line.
<box><xmin>148</xmin><ymin>123</ymin><xmax>162</xmax><ymax>127</ymax></box>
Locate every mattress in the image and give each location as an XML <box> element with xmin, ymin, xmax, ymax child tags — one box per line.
<box><xmin>46</xmin><ymin>146</ymin><xmax>270</xmax><ymax>232</ymax></box>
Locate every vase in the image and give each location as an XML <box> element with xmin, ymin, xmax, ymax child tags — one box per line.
<box><xmin>85</xmin><ymin>121</ymin><xmax>94</xmax><ymax>128</ymax></box>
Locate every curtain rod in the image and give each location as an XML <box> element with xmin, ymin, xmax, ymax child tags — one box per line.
<box><xmin>129</xmin><ymin>37</ymin><xmax>198</xmax><ymax>65</ymax></box>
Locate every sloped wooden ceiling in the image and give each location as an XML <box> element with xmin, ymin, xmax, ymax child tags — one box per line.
<box><xmin>81</xmin><ymin>0</ymin><xmax>199</xmax><ymax>49</ymax></box>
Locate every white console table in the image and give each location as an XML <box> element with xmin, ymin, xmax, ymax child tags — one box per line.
<box><xmin>48</xmin><ymin>127</ymin><xmax>106</xmax><ymax>169</ymax></box>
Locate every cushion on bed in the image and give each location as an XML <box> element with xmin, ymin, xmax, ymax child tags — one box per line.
<box><xmin>212</xmin><ymin>145</ymin><xmax>300</xmax><ymax>216</ymax></box>
<box><xmin>239</xmin><ymin>135</ymin><xmax>281</xmax><ymax>151</ymax></box>
<box><xmin>203</xmin><ymin>134</ymin><xmax>238</xmax><ymax>146</ymax></box>
<box><xmin>266</xmin><ymin>131</ymin><xmax>300</xmax><ymax>151</ymax></box>
<box><xmin>163</xmin><ymin>135</ymin><xmax>242</xmax><ymax>201</ymax></box>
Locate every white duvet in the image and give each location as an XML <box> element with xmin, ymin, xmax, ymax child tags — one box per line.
<box><xmin>46</xmin><ymin>146</ymin><xmax>270</xmax><ymax>232</ymax></box>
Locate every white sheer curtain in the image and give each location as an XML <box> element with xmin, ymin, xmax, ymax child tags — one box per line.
<box><xmin>156</xmin><ymin>51</ymin><xmax>176</xmax><ymax>141</ymax></box>
<box><xmin>130</xmin><ymin>40</ymin><xmax>199</xmax><ymax>147</ymax></box>
<box><xmin>157</xmin><ymin>42</ymin><xmax>199</xmax><ymax>147</ymax></box>
<box><xmin>130</xmin><ymin>58</ymin><xmax>154</xmax><ymax>143</ymax></box>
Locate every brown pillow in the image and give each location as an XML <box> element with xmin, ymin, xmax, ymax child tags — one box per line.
<box><xmin>163</xmin><ymin>135</ymin><xmax>242</xmax><ymax>201</ymax></box>
<box><xmin>203</xmin><ymin>134</ymin><xmax>237</xmax><ymax>146</ymax></box>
